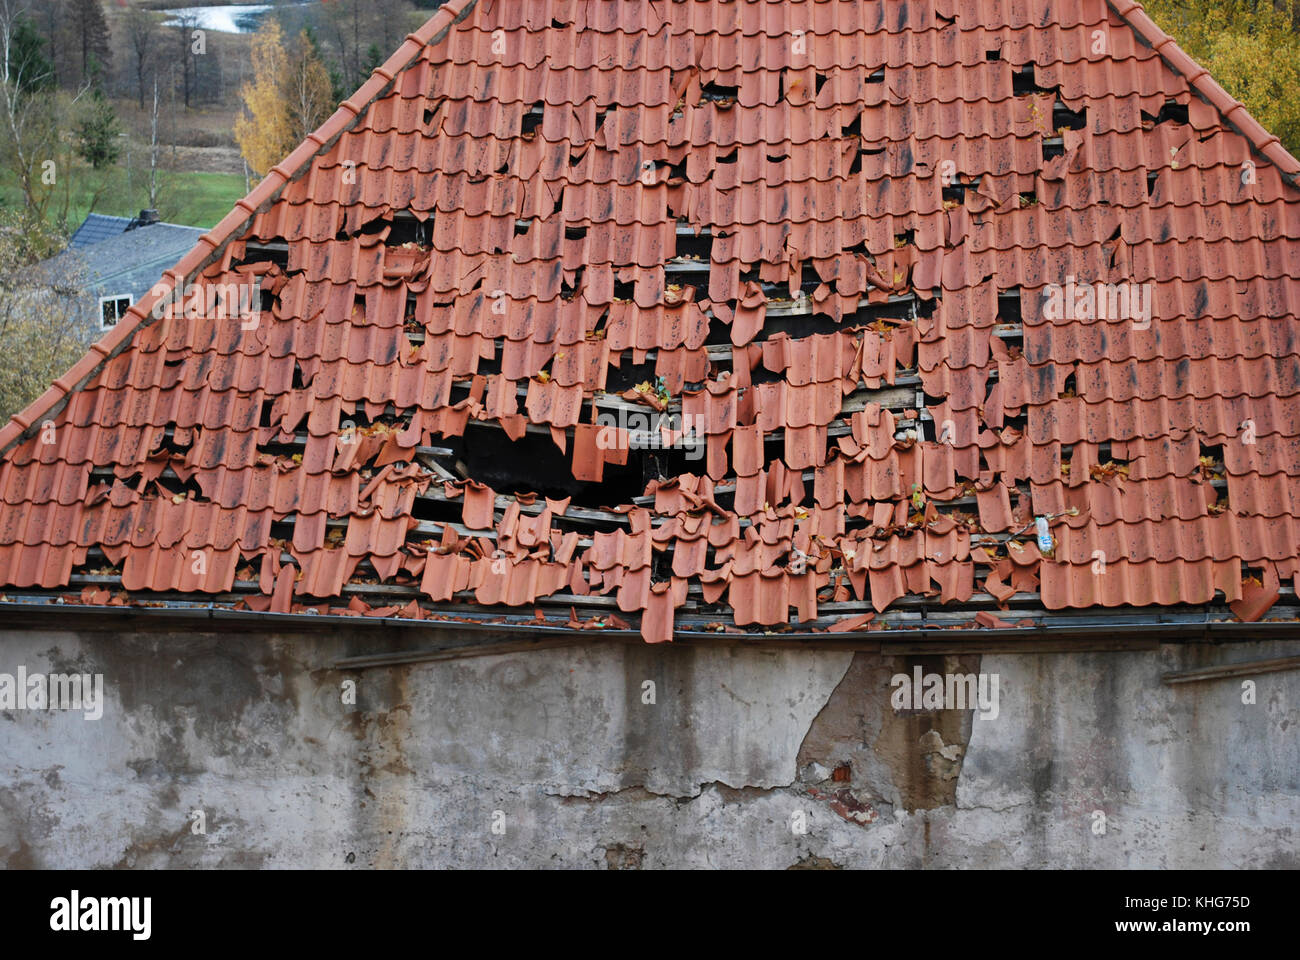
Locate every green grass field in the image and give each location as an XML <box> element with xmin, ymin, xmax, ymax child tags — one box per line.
<box><xmin>0</xmin><ymin>162</ymin><xmax>248</xmax><ymax>233</ymax></box>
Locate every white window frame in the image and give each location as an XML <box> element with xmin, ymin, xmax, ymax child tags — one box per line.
<box><xmin>99</xmin><ymin>294</ymin><xmax>132</xmax><ymax>330</ymax></box>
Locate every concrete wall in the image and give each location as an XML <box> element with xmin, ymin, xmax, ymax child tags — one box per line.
<box><xmin>1</xmin><ymin>626</ymin><xmax>1296</xmax><ymax>868</ymax></box>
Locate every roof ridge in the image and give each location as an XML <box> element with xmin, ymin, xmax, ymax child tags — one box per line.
<box><xmin>1108</xmin><ymin>0</ymin><xmax>1300</xmax><ymax>187</ymax></box>
<box><xmin>0</xmin><ymin>0</ymin><xmax>481</xmax><ymax>456</ymax></box>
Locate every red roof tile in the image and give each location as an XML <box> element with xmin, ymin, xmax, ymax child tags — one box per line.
<box><xmin>3</xmin><ymin>0</ymin><xmax>1300</xmax><ymax>640</ymax></box>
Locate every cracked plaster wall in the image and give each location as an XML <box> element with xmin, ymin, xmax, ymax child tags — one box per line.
<box><xmin>0</xmin><ymin>628</ymin><xmax>1296</xmax><ymax>868</ymax></box>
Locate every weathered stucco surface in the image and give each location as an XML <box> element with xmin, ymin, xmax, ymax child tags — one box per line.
<box><xmin>1</xmin><ymin>627</ymin><xmax>1296</xmax><ymax>868</ymax></box>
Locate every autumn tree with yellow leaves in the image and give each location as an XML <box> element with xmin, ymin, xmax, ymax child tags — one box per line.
<box><xmin>1143</xmin><ymin>0</ymin><xmax>1300</xmax><ymax>154</ymax></box>
<box><xmin>234</xmin><ymin>21</ymin><xmax>335</xmax><ymax>180</ymax></box>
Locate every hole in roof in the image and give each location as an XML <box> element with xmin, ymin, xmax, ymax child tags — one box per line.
<box><xmin>894</xmin><ymin>229</ymin><xmax>915</xmax><ymax>247</ymax></box>
<box><xmin>700</xmin><ymin>80</ymin><xmax>739</xmax><ymax>104</ymax></box>
<box><xmin>1053</xmin><ymin>100</ymin><xmax>1087</xmax><ymax>131</ymax></box>
<box><xmin>464</xmin><ymin>427</ymin><xmax>648</xmax><ymax>507</ymax></box>
<box><xmin>565</xmin><ymin>225</ymin><xmax>588</xmax><ymax>241</ymax></box>
<box><xmin>594</xmin><ymin>108</ymin><xmax>609</xmax><ymax>133</ymax></box>
<box><xmin>514</xmin><ymin>219</ymin><xmax>532</xmax><ymax>236</ymax></box>
<box><xmin>1018</xmin><ymin>191</ymin><xmax>1038</xmax><ymax>208</ymax></box>
<box><xmin>668</xmin><ymin>157</ymin><xmax>687</xmax><ymax>180</ymax></box>
<box><xmin>866</xmin><ymin>68</ymin><xmax>885</xmax><ymax>83</ymax></box>
<box><xmin>1042</xmin><ymin>139</ymin><xmax>1065</xmax><ymax>161</ymax></box>
<box><xmin>842</xmin><ymin>112</ymin><xmax>863</xmax><ymax>137</ymax></box>
<box><xmin>385</xmin><ymin>216</ymin><xmax>429</xmax><ymax>246</ymax></box>
<box><xmin>422</xmin><ymin>100</ymin><xmax>442</xmax><ymax>126</ymax></box>
<box><xmin>234</xmin><ymin>240</ymin><xmax>288</xmax><ymax>270</ymax></box>
<box><xmin>998</xmin><ymin>289</ymin><xmax>1023</xmax><ymax>325</ymax></box>
<box><xmin>1146</xmin><ymin>171</ymin><xmax>1159</xmax><ymax>196</ymax></box>
<box><xmin>613</xmin><ymin>278</ymin><xmax>635</xmax><ymax>301</ymax></box>
<box><xmin>674</xmin><ymin>230</ymin><xmax>713</xmax><ymax>262</ymax></box>
<box><xmin>815</xmin><ymin>72</ymin><xmax>829</xmax><ymax>95</ymax></box>
<box><xmin>521</xmin><ymin>100</ymin><xmax>544</xmax><ymax>138</ymax></box>
<box><xmin>561</xmin><ymin>265</ymin><xmax>585</xmax><ymax>301</ymax></box>
<box><xmin>942</xmin><ymin>180</ymin><xmax>972</xmax><ymax>205</ymax></box>
<box><xmin>936</xmin><ymin>11</ymin><xmax>956</xmax><ymax>25</ymax></box>
<box><xmin>1012</xmin><ymin>64</ymin><xmax>1051</xmax><ymax>96</ymax></box>
<box><xmin>767</xmin><ymin>153</ymin><xmax>789</xmax><ymax>163</ymax></box>
<box><xmin>604</xmin><ymin>356</ymin><xmax>656</xmax><ymax>394</ymax></box>
<box><xmin>717</xmin><ymin>147</ymin><xmax>738</xmax><ymax>164</ymax></box>
<box><xmin>986</xmin><ymin>49</ymin><xmax>1001</xmax><ymax>61</ymax></box>
<box><xmin>1144</xmin><ymin>99</ymin><xmax>1189</xmax><ymax>126</ymax></box>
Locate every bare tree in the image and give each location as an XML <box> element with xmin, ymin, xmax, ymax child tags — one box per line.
<box><xmin>149</xmin><ymin>77</ymin><xmax>159</xmax><ymax>209</ymax></box>
<box><xmin>125</xmin><ymin>5</ymin><xmax>155</xmax><ymax>109</ymax></box>
<box><xmin>0</xmin><ymin>0</ymin><xmax>57</xmax><ymax>213</ymax></box>
<box><xmin>173</xmin><ymin>10</ymin><xmax>198</xmax><ymax>107</ymax></box>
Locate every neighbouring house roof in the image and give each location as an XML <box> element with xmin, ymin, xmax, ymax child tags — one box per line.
<box><xmin>47</xmin><ymin>221</ymin><xmax>207</xmax><ymax>305</ymax></box>
<box><xmin>68</xmin><ymin>214</ymin><xmax>135</xmax><ymax>250</ymax></box>
<box><xmin>2</xmin><ymin>0</ymin><xmax>1300</xmax><ymax>643</ymax></box>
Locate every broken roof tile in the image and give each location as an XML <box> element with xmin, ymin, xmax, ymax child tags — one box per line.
<box><xmin>0</xmin><ymin>0</ymin><xmax>1298</xmax><ymax>636</ymax></box>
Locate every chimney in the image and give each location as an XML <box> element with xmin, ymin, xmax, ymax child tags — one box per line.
<box><xmin>135</xmin><ymin>209</ymin><xmax>160</xmax><ymax>226</ymax></box>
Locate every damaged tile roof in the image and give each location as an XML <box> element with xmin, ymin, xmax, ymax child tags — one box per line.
<box><xmin>3</xmin><ymin>0</ymin><xmax>1300</xmax><ymax>642</ymax></box>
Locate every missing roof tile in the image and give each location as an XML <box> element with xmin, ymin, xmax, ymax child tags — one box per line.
<box><xmin>1053</xmin><ymin>100</ymin><xmax>1087</xmax><ymax>131</ymax></box>
<box><xmin>1144</xmin><ymin>99</ymin><xmax>1190</xmax><ymax>126</ymax></box>
<box><xmin>561</xmin><ymin>265</ymin><xmax>586</xmax><ymax>301</ymax></box>
<box><xmin>700</xmin><ymin>80</ymin><xmax>739</xmax><ymax>104</ymax></box>
<box><xmin>1012</xmin><ymin>64</ymin><xmax>1051</xmax><ymax>96</ymax></box>
<box><xmin>522</xmin><ymin>100</ymin><xmax>544</xmax><ymax>137</ymax></box>
<box><xmin>998</xmin><ymin>289</ymin><xmax>1023</xmax><ymax>325</ymax></box>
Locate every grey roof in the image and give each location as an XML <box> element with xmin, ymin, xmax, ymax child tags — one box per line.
<box><xmin>68</xmin><ymin>214</ymin><xmax>134</xmax><ymax>250</ymax></box>
<box><xmin>46</xmin><ymin>221</ymin><xmax>206</xmax><ymax>304</ymax></box>
<box><xmin>75</xmin><ymin>222</ymin><xmax>206</xmax><ymax>296</ymax></box>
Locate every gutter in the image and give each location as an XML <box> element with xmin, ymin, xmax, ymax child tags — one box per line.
<box><xmin>4</xmin><ymin>601</ymin><xmax>1300</xmax><ymax>666</ymax></box>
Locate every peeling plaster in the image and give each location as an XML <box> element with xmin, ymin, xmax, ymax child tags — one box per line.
<box><xmin>1</xmin><ymin>629</ymin><xmax>1297</xmax><ymax>868</ymax></box>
